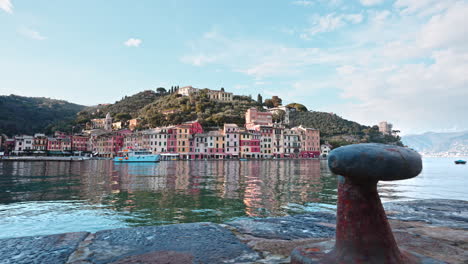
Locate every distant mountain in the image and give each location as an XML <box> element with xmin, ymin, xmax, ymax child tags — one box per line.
<box><xmin>402</xmin><ymin>131</ymin><xmax>468</xmax><ymax>156</ymax></box>
<box><xmin>0</xmin><ymin>95</ymin><xmax>85</xmax><ymax>136</ymax></box>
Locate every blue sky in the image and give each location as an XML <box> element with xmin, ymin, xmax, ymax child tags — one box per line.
<box><xmin>1</xmin><ymin>0</ymin><xmax>467</xmax><ymax>135</ymax></box>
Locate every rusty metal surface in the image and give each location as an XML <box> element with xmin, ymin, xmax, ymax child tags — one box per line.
<box><xmin>291</xmin><ymin>143</ymin><xmax>443</xmax><ymax>264</ymax></box>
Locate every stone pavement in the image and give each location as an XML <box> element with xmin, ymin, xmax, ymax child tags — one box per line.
<box><xmin>0</xmin><ymin>199</ymin><xmax>466</xmax><ymax>264</ymax></box>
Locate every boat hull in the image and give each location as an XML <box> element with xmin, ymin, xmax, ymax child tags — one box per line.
<box><xmin>114</xmin><ymin>155</ymin><xmax>160</xmax><ymax>163</ymax></box>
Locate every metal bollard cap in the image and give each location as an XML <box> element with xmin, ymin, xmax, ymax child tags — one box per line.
<box><xmin>328</xmin><ymin>143</ymin><xmax>422</xmax><ymax>182</ymax></box>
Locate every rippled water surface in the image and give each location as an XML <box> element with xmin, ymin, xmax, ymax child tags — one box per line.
<box><xmin>0</xmin><ymin>158</ymin><xmax>466</xmax><ymax>239</ymax></box>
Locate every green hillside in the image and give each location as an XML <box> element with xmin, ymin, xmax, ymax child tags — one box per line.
<box><xmin>75</xmin><ymin>90</ymin><xmax>161</xmax><ymax>126</ymax></box>
<box><xmin>3</xmin><ymin>88</ymin><xmax>402</xmax><ymax>147</ymax></box>
<box><xmin>290</xmin><ymin>111</ymin><xmax>402</xmax><ymax>147</ymax></box>
<box><xmin>0</xmin><ymin>95</ymin><xmax>85</xmax><ymax>136</ymax></box>
<box><xmin>139</xmin><ymin>90</ymin><xmax>259</xmax><ymax>128</ymax></box>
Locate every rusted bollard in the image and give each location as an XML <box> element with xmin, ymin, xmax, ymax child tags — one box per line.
<box><xmin>291</xmin><ymin>143</ymin><xmax>441</xmax><ymax>264</ymax></box>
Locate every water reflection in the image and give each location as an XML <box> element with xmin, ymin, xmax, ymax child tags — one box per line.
<box><xmin>0</xmin><ymin>160</ymin><xmax>337</xmax><ymax>232</ymax></box>
<box><xmin>1</xmin><ymin>158</ymin><xmax>464</xmax><ymax>238</ymax></box>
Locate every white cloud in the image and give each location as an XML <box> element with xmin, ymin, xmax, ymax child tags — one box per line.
<box><xmin>419</xmin><ymin>1</ymin><xmax>468</xmax><ymax>51</ymax></box>
<box><xmin>300</xmin><ymin>13</ymin><xmax>363</xmax><ymax>39</ymax></box>
<box><xmin>394</xmin><ymin>0</ymin><xmax>456</xmax><ymax>16</ymax></box>
<box><xmin>0</xmin><ymin>0</ymin><xmax>12</xmax><ymax>13</ymax></box>
<box><xmin>180</xmin><ymin>54</ymin><xmax>220</xmax><ymax>66</ymax></box>
<box><xmin>124</xmin><ymin>38</ymin><xmax>142</xmax><ymax>47</ymax></box>
<box><xmin>292</xmin><ymin>0</ymin><xmax>313</xmax><ymax>6</ymax></box>
<box><xmin>360</xmin><ymin>0</ymin><xmax>384</xmax><ymax>6</ymax></box>
<box><xmin>18</xmin><ymin>27</ymin><xmax>47</xmax><ymax>40</ymax></box>
<box><xmin>181</xmin><ymin>1</ymin><xmax>468</xmax><ymax>133</ymax></box>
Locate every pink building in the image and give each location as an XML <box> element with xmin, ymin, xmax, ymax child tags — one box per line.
<box><xmin>72</xmin><ymin>135</ymin><xmax>90</xmax><ymax>152</ymax></box>
<box><xmin>223</xmin><ymin>124</ymin><xmax>240</xmax><ymax>158</ymax></box>
<box><xmin>245</xmin><ymin>108</ymin><xmax>273</xmax><ymax>130</ymax></box>
<box><xmin>292</xmin><ymin>126</ymin><xmax>321</xmax><ymax>158</ymax></box>
<box><xmin>240</xmin><ymin>130</ymin><xmax>261</xmax><ymax>158</ymax></box>
<box><xmin>167</xmin><ymin>127</ymin><xmax>178</xmax><ymax>153</ymax></box>
<box><xmin>47</xmin><ymin>138</ymin><xmax>63</xmax><ymax>152</ymax></box>
<box><xmin>91</xmin><ymin>130</ymin><xmax>131</xmax><ymax>157</ymax></box>
<box><xmin>259</xmin><ymin>126</ymin><xmax>274</xmax><ymax>158</ymax></box>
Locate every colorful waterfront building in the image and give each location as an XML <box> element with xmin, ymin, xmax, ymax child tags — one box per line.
<box><xmin>240</xmin><ymin>130</ymin><xmax>261</xmax><ymax>158</ymax></box>
<box><xmin>259</xmin><ymin>126</ymin><xmax>274</xmax><ymax>158</ymax></box>
<box><xmin>223</xmin><ymin>124</ymin><xmax>240</xmax><ymax>159</ymax></box>
<box><xmin>47</xmin><ymin>138</ymin><xmax>63</xmax><ymax>153</ymax></box>
<box><xmin>194</xmin><ymin>133</ymin><xmax>209</xmax><ymax>159</ymax></box>
<box><xmin>245</xmin><ymin>108</ymin><xmax>273</xmax><ymax>130</ymax></box>
<box><xmin>14</xmin><ymin>135</ymin><xmax>34</xmax><ymax>154</ymax></box>
<box><xmin>167</xmin><ymin>127</ymin><xmax>178</xmax><ymax>153</ymax></box>
<box><xmin>206</xmin><ymin>131</ymin><xmax>225</xmax><ymax>159</ymax></box>
<box><xmin>71</xmin><ymin>135</ymin><xmax>90</xmax><ymax>153</ymax></box>
<box><xmin>92</xmin><ymin>130</ymin><xmax>131</xmax><ymax>157</ymax></box>
<box><xmin>292</xmin><ymin>125</ymin><xmax>321</xmax><ymax>158</ymax></box>
<box><xmin>283</xmin><ymin>129</ymin><xmax>301</xmax><ymax>158</ymax></box>
<box><xmin>3</xmin><ymin>139</ymin><xmax>15</xmax><ymax>155</ymax></box>
<box><xmin>146</xmin><ymin>127</ymin><xmax>170</xmax><ymax>153</ymax></box>
<box><xmin>272</xmin><ymin>124</ymin><xmax>285</xmax><ymax>158</ymax></box>
<box><xmin>33</xmin><ymin>133</ymin><xmax>48</xmax><ymax>151</ymax></box>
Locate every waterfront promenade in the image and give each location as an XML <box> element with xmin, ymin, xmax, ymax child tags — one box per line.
<box><xmin>0</xmin><ymin>199</ymin><xmax>466</xmax><ymax>264</ymax></box>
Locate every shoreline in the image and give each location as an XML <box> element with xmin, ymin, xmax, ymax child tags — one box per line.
<box><xmin>0</xmin><ymin>156</ymin><xmax>327</xmax><ymax>162</ymax></box>
<box><xmin>1</xmin><ymin>199</ymin><xmax>466</xmax><ymax>264</ymax></box>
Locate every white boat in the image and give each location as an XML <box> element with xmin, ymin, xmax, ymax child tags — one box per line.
<box><xmin>113</xmin><ymin>149</ymin><xmax>160</xmax><ymax>163</ymax></box>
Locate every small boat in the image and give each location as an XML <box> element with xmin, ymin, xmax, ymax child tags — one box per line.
<box><xmin>114</xmin><ymin>149</ymin><xmax>160</xmax><ymax>163</ymax></box>
<box><xmin>454</xmin><ymin>160</ymin><xmax>466</xmax><ymax>165</ymax></box>
<box><xmin>239</xmin><ymin>158</ymin><xmax>248</xmax><ymax>161</ymax></box>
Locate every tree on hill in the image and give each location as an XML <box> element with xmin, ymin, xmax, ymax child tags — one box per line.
<box><xmin>138</xmin><ymin>92</ymin><xmax>257</xmax><ymax>128</ymax></box>
<box><xmin>115</xmin><ymin>113</ymin><xmax>132</xmax><ymax>122</ymax></box>
<box><xmin>264</xmin><ymin>96</ymin><xmax>282</xmax><ymax>108</ymax></box>
<box><xmin>257</xmin><ymin>94</ymin><xmax>263</xmax><ymax>105</ymax></box>
<box><xmin>287</xmin><ymin>103</ymin><xmax>308</xmax><ymax>112</ymax></box>
<box><xmin>264</xmin><ymin>99</ymin><xmax>274</xmax><ymax>108</ymax></box>
<box><xmin>289</xmin><ymin>111</ymin><xmax>402</xmax><ymax>146</ymax></box>
<box><xmin>272</xmin><ymin>96</ymin><xmax>282</xmax><ymax>107</ymax></box>
<box><xmin>156</xmin><ymin>87</ymin><xmax>167</xmax><ymax>95</ymax></box>
<box><xmin>0</xmin><ymin>95</ymin><xmax>85</xmax><ymax>136</ymax></box>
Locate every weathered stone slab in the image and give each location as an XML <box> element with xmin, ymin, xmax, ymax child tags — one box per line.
<box><xmin>0</xmin><ymin>232</ymin><xmax>88</xmax><ymax>264</ymax></box>
<box><xmin>84</xmin><ymin>222</ymin><xmax>260</xmax><ymax>264</ymax></box>
<box><xmin>384</xmin><ymin>199</ymin><xmax>468</xmax><ymax>229</ymax></box>
<box><xmin>227</xmin><ymin>212</ymin><xmax>336</xmax><ymax>240</ymax></box>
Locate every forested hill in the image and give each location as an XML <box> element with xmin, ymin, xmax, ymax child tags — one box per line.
<box><xmin>0</xmin><ymin>95</ymin><xmax>85</xmax><ymax>136</ymax></box>
<box><xmin>75</xmin><ymin>90</ymin><xmax>161</xmax><ymax>124</ymax></box>
<box><xmin>1</xmin><ymin>89</ymin><xmax>402</xmax><ymax>147</ymax></box>
<box><xmin>290</xmin><ymin>111</ymin><xmax>402</xmax><ymax>147</ymax></box>
<box><xmin>74</xmin><ymin>89</ymin><xmax>259</xmax><ymax>129</ymax></box>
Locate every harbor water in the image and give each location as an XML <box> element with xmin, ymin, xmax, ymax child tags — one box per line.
<box><xmin>0</xmin><ymin>158</ymin><xmax>466</xmax><ymax>239</ymax></box>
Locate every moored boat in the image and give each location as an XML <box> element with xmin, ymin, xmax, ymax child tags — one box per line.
<box><xmin>114</xmin><ymin>149</ymin><xmax>160</xmax><ymax>163</ymax></box>
<box><xmin>454</xmin><ymin>160</ymin><xmax>466</xmax><ymax>165</ymax></box>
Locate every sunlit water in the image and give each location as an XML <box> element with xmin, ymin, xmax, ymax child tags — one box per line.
<box><xmin>0</xmin><ymin>158</ymin><xmax>466</xmax><ymax>239</ymax></box>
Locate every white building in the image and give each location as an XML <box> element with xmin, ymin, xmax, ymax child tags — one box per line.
<box><xmin>14</xmin><ymin>135</ymin><xmax>34</xmax><ymax>153</ymax></box>
<box><xmin>146</xmin><ymin>127</ymin><xmax>169</xmax><ymax>153</ymax></box>
<box><xmin>283</xmin><ymin>129</ymin><xmax>301</xmax><ymax>157</ymax></box>
<box><xmin>272</xmin><ymin>125</ymin><xmax>285</xmax><ymax>157</ymax></box>
<box><xmin>194</xmin><ymin>133</ymin><xmax>209</xmax><ymax>154</ymax></box>
<box><xmin>321</xmin><ymin>144</ymin><xmax>331</xmax><ymax>157</ymax></box>
<box><xmin>178</xmin><ymin>86</ymin><xmax>199</xmax><ymax>96</ymax></box>
<box><xmin>268</xmin><ymin>106</ymin><xmax>291</xmax><ymax>125</ymax></box>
